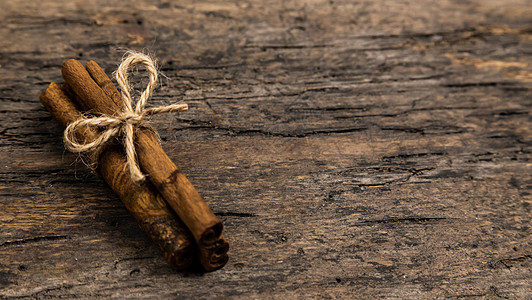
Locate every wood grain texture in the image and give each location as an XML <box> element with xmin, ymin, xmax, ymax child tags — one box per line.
<box><xmin>0</xmin><ymin>0</ymin><xmax>530</xmax><ymax>298</ymax></box>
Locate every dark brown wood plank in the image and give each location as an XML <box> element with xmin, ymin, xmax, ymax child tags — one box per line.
<box><xmin>0</xmin><ymin>0</ymin><xmax>530</xmax><ymax>298</ymax></box>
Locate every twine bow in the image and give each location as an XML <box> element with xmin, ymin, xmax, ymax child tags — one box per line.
<box><xmin>64</xmin><ymin>51</ymin><xmax>188</xmax><ymax>182</ymax></box>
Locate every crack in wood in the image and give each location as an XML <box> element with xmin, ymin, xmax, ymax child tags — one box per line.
<box><xmin>358</xmin><ymin>217</ymin><xmax>450</xmax><ymax>225</ymax></box>
<box><xmin>215</xmin><ymin>212</ymin><xmax>256</xmax><ymax>217</ymax></box>
<box><xmin>0</xmin><ymin>235</ymin><xmax>71</xmax><ymax>247</ymax></box>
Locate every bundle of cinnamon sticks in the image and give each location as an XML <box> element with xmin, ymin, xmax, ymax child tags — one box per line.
<box><xmin>40</xmin><ymin>58</ymin><xmax>228</xmax><ymax>271</ymax></box>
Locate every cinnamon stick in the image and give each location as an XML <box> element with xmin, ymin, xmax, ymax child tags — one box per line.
<box><xmin>40</xmin><ymin>82</ymin><xmax>195</xmax><ymax>270</ymax></box>
<box><xmin>83</xmin><ymin>60</ymin><xmax>229</xmax><ymax>271</ymax></box>
<box><xmin>62</xmin><ymin>59</ymin><xmax>222</xmax><ymax>247</ymax></box>
<box><xmin>64</xmin><ymin>59</ymin><xmax>229</xmax><ymax>270</ymax></box>
<box><xmin>198</xmin><ymin>236</ymin><xmax>230</xmax><ymax>272</ymax></box>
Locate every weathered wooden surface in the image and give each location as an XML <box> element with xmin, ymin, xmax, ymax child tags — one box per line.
<box><xmin>0</xmin><ymin>0</ymin><xmax>530</xmax><ymax>298</ymax></box>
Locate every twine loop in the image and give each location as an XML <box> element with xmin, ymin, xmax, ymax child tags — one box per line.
<box><xmin>64</xmin><ymin>51</ymin><xmax>188</xmax><ymax>182</ymax></box>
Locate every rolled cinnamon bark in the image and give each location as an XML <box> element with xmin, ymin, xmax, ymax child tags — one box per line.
<box><xmin>61</xmin><ymin>59</ymin><xmax>223</xmax><ymax>248</ymax></box>
<box><xmin>198</xmin><ymin>236</ymin><xmax>230</xmax><ymax>272</ymax></box>
<box><xmin>40</xmin><ymin>82</ymin><xmax>195</xmax><ymax>270</ymax></box>
<box><xmin>83</xmin><ymin>60</ymin><xmax>229</xmax><ymax>271</ymax></box>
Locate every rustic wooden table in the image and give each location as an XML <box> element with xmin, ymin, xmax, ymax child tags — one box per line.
<box><xmin>1</xmin><ymin>0</ymin><xmax>530</xmax><ymax>298</ymax></box>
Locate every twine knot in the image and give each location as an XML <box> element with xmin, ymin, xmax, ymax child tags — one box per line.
<box><xmin>64</xmin><ymin>51</ymin><xmax>188</xmax><ymax>182</ymax></box>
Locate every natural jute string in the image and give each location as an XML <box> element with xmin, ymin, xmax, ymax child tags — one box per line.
<box><xmin>64</xmin><ymin>51</ymin><xmax>188</xmax><ymax>182</ymax></box>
